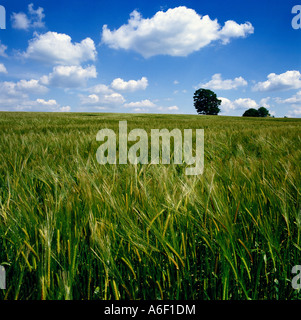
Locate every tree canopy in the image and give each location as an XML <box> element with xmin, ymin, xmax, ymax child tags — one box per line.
<box><xmin>243</xmin><ymin>107</ymin><xmax>270</xmax><ymax>117</ymax></box>
<box><xmin>242</xmin><ymin>108</ymin><xmax>260</xmax><ymax>117</ymax></box>
<box><xmin>258</xmin><ymin>107</ymin><xmax>270</xmax><ymax>117</ymax></box>
<box><xmin>194</xmin><ymin>88</ymin><xmax>221</xmax><ymax>115</ymax></box>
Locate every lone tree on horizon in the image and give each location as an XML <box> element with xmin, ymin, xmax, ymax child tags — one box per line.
<box><xmin>194</xmin><ymin>88</ymin><xmax>221</xmax><ymax>115</ymax></box>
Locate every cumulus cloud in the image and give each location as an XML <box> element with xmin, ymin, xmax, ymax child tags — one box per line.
<box><xmin>58</xmin><ymin>106</ymin><xmax>71</xmax><ymax>112</ymax></box>
<box><xmin>101</xmin><ymin>6</ymin><xmax>254</xmax><ymax>58</ymax></box>
<box><xmin>234</xmin><ymin>98</ymin><xmax>258</xmax><ymax>109</ymax></box>
<box><xmin>23</xmin><ymin>31</ymin><xmax>97</xmax><ymax>65</ymax></box>
<box><xmin>82</xmin><ymin>78</ymin><xmax>150</xmax><ymax>110</ymax></box>
<box><xmin>40</xmin><ymin>65</ymin><xmax>97</xmax><ymax>88</ymax></box>
<box><xmin>28</xmin><ymin>3</ymin><xmax>45</xmax><ymax>28</ymax></box>
<box><xmin>0</xmin><ymin>63</ymin><xmax>7</xmax><ymax>74</ymax></box>
<box><xmin>123</xmin><ymin>100</ymin><xmax>179</xmax><ymax>113</ymax></box>
<box><xmin>219</xmin><ymin>97</ymin><xmax>258</xmax><ymax>113</ymax></box>
<box><xmin>17</xmin><ymin>79</ymin><xmax>48</xmax><ymax>94</ymax></box>
<box><xmin>218</xmin><ymin>97</ymin><xmax>236</xmax><ymax>113</ymax></box>
<box><xmin>199</xmin><ymin>73</ymin><xmax>248</xmax><ymax>90</ymax></box>
<box><xmin>275</xmin><ymin>91</ymin><xmax>301</xmax><ymax>118</ymax></box>
<box><xmin>0</xmin><ymin>82</ymin><xmax>24</xmax><ymax>98</ymax></box>
<box><xmin>80</xmin><ymin>92</ymin><xmax>125</xmax><ymax>107</ymax></box>
<box><xmin>0</xmin><ymin>78</ymin><xmax>49</xmax><ymax>112</ymax></box>
<box><xmin>0</xmin><ymin>79</ymin><xmax>48</xmax><ymax>97</ymax></box>
<box><xmin>80</xmin><ymin>94</ymin><xmax>100</xmax><ymax>105</ymax></box>
<box><xmin>32</xmin><ymin>99</ymin><xmax>71</xmax><ymax>112</ymax></box>
<box><xmin>80</xmin><ymin>81</ymin><xmax>136</xmax><ymax>109</ymax></box>
<box><xmin>253</xmin><ymin>70</ymin><xmax>301</xmax><ymax>91</ymax></box>
<box><xmin>11</xmin><ymin>3</ymin><xmax>45</xmax><ymax>30</ymax></box>
<box><xmin>11</xmin><ymin>12</ymin><xmax>30</xmax><ymax>30</ymax></box>
<box><xmin>219</xmin><ymin>20</ymin><xmax>254</xmax><ymax>44</ymax></box>
<box><xmin>36</xmin><ymin>98</ymin><xmax>58</xmax><ymax>106</ymax></box>
<box><xmin>167</xmin><ymin>105</ymin><xmax>179</xmax><ymax>110</ymax></box>
<box><xmin>0</xmin><ymin>42</ymin><xmax>7</xmax><ymax>57</ymax></box>
<box><xmin>288</xmin><ymin>107</ymin><xmax>301</xmax><ymax>117</ymax></box>
<box><xmin>124</xmin><ymin>99</ymin><xmax>156</xmax><ymax>108</ymax></box>
<box><xmin>275</xmin><ymin>91</ymin><xmax>301</xmax><ymax>104</ymax></box>
<box><xmin>88</xmin><ymin>84</ymin><xmax>114</xmax><ymax>95</ymax></box>
<box><xmin>100</xmin><ymin>93</ymin><xmax>125</xmax><ymax>105</ymax></box>
<box><xmin>0</xmin><ymin>95</ymin><xmax>70</xmax><ymax>112</ymax></box>
<box><xmin>260</xmin><ymin>97</ymin><xmax>272</xmax><ymax>109</ymax></box>
<box><xmin>132</xmin><ymin>108</ymin><xmax>149</xmax><ymax>113</ymax></box>
<box><xmin>111</xmin><ymin>77</ymin><xmax>148</xmax><ymax>91</ymax></box>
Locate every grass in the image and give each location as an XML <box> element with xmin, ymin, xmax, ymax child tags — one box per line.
<box><xmin>0</xmin><ymin>112</ymin><xmax>300</xmax><ymax>300</ymax></box>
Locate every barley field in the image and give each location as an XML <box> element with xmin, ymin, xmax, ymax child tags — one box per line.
<box><xmin>0</xmin><ymin>112</ymin><xmax>300</xmax><ymax>300</ymax></box>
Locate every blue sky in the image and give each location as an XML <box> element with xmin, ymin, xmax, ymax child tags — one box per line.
<box><xmin>0</xmin><ymin>0</ymin><xmax>300</xmax><ymax>117</ymax></box>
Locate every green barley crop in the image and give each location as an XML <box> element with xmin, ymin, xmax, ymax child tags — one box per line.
<box><xmin>0</xmin><ymin>112</ymin><xmax>300</xmax><ymax>300</ymax></box>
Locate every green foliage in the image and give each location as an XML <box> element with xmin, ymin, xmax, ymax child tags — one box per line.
<box><xmin>194</xmin><ymin>88</ymin><xmax>221</xmax><ymax>115</ymax></box>
<box><xmin>258</xmin><ymin>107</ymin><xmax>270</xmax><ymax>118</ymax></box>
<box><xmin>243</xmin><ymin>108</ymin><xmax>260</xmax><ymax>117</ymax></box>
<box><xmin>0</xmin><ymin>112</ymin><xmax>300</xmax><ymax>300</ymax></box>
<box><xmin>243</xmin><ymin>107</ymin><xmax>270</xmax><ymax>118</ymax></box>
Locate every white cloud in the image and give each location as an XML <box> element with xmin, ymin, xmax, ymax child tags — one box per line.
<box><xmin>0</xmin><ymin>95</ymin><xmax>70</xmax><ymax>112</ymax></box>
<box><xmin>59</xmin><ymin>106</ymin><xmax>71</xmax><ymax>112</ymax></box>
<box><xmin>0</xmin><ymin>42</ymin><xmax>7</xmax><ymax>57</ymax></box>
<box><xmin>0</xmin><ymin>79</ymin><xmax>48</xmax><ymax>111</ymax></box>
<box><xmin>101</xmin><ymin>93</ymin><xmax>125</xmax><ymax>105</ymax></box>
<box><xmin>287</xmin><ymin>106</ymin><xmax>301</xmax><ymax>117</ymax></box>
<box><xmin>0</xmin><ymin>63</ymin><xmax>7</xmax><ymax>74</ymax></box>
<box><xmin>101</xmin><ymin>6</ymin><xmax>254</xmax><ymax>58</ymax></box>
<box><xmin>253</xmin><ymin>70</ymin><xmax>301</xmax><ymax>91</ymax></box>
<box><xmin>276</xmin><ymin>91</ymin><xmax>301</xmax><ymax>118</ymax></box>
<box><xmin>80</xmin><ymin>80</ymin><xmax>127</xmax><ymax>109</ymax></box>
<box><xmin>11</xmin><ymin>3</ymin><xmax>45</xmax><ymax>30</ymax></box>
<box><xmin>260</xmin><ymin>97</ymin><xmax>272</xmax><ymax>109</ymax></box>
<box><xmin>219</xmin><ymin>20</ymin><xmax>254</xmax><ymax>44</ymax></box>
<box><xmin>36</xmin><ymin>98</ymin><xmax>58</xmax><ymax>106</ymax></box>
<box><xmin>17</xmin><ymin>79</ymin><xmax>48</xmax><ymax>94</ymax></box>
<box><xmin>124</xmin><ymin>101</ymin><xmax>179</xmax><ymax>113</ymax></box>
<box><xmin>111</xmin><ymin>77</ymin><xmax>148</xmax><ymax>92</ymax></box>
<box><xmin>167</xmin><ymin>105</ymin><xmax>179</xmax><ymax>110</ymax></box>
<box><xmin>219</xmin><ymin>97</ymin><xmax>236</xmax><ymax>112</ymax></box>
<box><xmin>23</xmin><ymin>31</ymin><xmax>97</xmax><ymax>65</ymax></box>
<box><xmin>219</xmin><ymin>97</ymin><xmax>258</xmax><ymax>113</ymax></box>
<box><xmin>11</xmin><ymin>12</ymin><xmax>30</xmax><ymax>30</ymax></box>
<box><xmin>133</xmin><ymin>108</ymin><xmax>147</xmax><ymax>113</ymax></box>
<box><xmin>0</xmin><ymin>79</ymin><xmax>48</xmax><ymax>97</ymax></box>
<box><xmin>80</xmin><ymin>94</ymin><xmax>100</xmax><ymax>105</ymax></box>
<box><xmin>275</xmin><ymin>91</ymin><xmax>301</xmax><ymax>104</ymax></box>
<box><xmin>80</xmin><ymin>92</ymin><xmax>125</xmax><ymax>107</ymax></box>
<box><xmin>28</xmin><ymin>3</ymin><xmax>45</xmax><ymax>28</ymax></box>
<box><xmin>124</xmin><ymin>99</ymin><xmax>156</xmax><ymax>108</ymax></box>
<box><xmin>41</xmin><ymin>65</ymin><xmax>97</xmax><ymax>88</ymax></box>
<box><xmin>234</xmin><ymin>98</ymin><xmax>258</xmax><ymax>109</ymax></box>
<box><xmin>33</xmin><ymin>99</ymin><xmax>70</xmax><ymax>112</ymax></box>
<box><xmin>200</xmin><ymin>73</ymin><xmax>248</xmax><ymax>90</ymax></box>
<box><xmin>0</xmin><ymin>82</ymin><xmax>24</xmax><ymax>98</ymax></box>
<box><xmin>88</xmin><ymin>84</ymin><xmax>113</xmax><ymax>95</ymax></box>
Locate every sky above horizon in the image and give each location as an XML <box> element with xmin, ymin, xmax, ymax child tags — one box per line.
<box><xmin>0</xmin><ymin>0</ymin><xmax>301</xmax><ymax>117</ymax></box>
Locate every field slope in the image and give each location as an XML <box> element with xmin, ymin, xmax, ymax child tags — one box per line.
<box><xmin>0</xmin><ymin>112</ymin><xmax>300</xmax><ymax>300</ymax></box>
